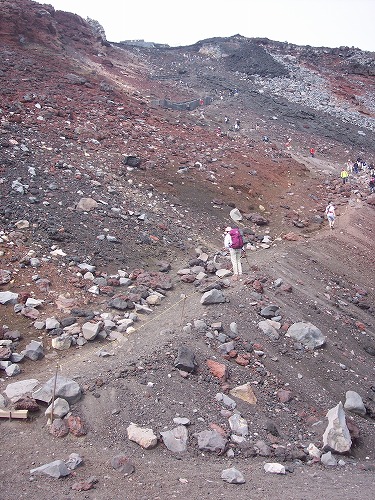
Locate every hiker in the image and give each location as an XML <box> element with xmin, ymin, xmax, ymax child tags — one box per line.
<box><xmin>310</xmin><ymin>147</ymin><xmax>315</xmax><ymax>158</ymax></box>
<box><xmin>224</xmin><ymin>226</ymin><xmax>244</xmax><ymax>281</ymax></box>
<box><xmin>340</xmin><ymin>168</ymin><xmax>349</xmax><ymax>184</ymax></box>
<box><xmin>325</xmin><ymin>202</ymin><xmax>336</xmax><ymax>229</ymax></box>
<box><xmin>353</xmin><ymin>161</ymin><xmax>359</xmax><ymax>174</ymax></box>
<box><xmin>369</xmin><ymin>177</ymin><xmax>375</xmax><ymax>194</ymax></box>
<box><xmin>224</xmin><ymin>116</ymin><xmax>229</xmax><ymax>124</ymax></box>
<box><xmin>234</xmin><ymin>119</ymin><xmax>240</xmax><ymax>131</ymax></box>
<box><xmin>346</xmin><ymin>160</ymin><xmax>353</xmax><ymax>173</ymax></box>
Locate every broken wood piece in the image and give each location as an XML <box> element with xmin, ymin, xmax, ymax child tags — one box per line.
<box><xmin>0</xmin><ymin>409</ymin><xmax>29</xmax><ymax>419</ymax></box>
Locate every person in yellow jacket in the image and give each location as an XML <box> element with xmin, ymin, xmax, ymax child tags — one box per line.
<box><xmin>340</xmin><ymin>168</ymin><xmax>349</xmax><ymax>184</ymax></box>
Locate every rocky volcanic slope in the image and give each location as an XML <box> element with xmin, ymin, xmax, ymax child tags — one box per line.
<box><xmin>1</xmin><ymin>1</ymin><xmax>375</xmax><ymax>499</ymax></box>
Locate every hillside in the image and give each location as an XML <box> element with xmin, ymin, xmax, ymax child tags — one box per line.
<box><xmin>0</xmin><ymin>1</ymin><xmax>375</xmax><ymax>499</ymax></box>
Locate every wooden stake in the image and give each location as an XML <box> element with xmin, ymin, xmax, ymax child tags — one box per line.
<box><xmin>50</xmin><ymin>363</ymin><xmax>59</xmax><ymax>423</ymax></box>
<box><xmin>180</xmin><ymin>294</ymin><xmax>187</xmax><ymax>326</ymax></box>
<box><xmin>0</xmin><ymin>409</ymin><xmax>28</xmax><ymax>419</ymax></box>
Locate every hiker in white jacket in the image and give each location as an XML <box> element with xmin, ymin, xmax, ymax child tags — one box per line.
<box><xmin>325</xmin><ymin>202</ymin><xmax>336</xmax><ymax>229</ymax></box>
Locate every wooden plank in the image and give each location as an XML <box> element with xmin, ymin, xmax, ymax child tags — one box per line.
<box><xmin>0</xmin><ymin>409</ymin><xmax>29</xmax><ymax>419</ymax></box>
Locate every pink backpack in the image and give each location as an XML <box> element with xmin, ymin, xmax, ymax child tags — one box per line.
<box><xmin>229</xmin><ymin>228</ymin><xmax>244</xmax><ymax>249</ymax></box>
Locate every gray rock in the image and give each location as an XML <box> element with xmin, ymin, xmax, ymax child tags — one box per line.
<box><xmin>228</xmin><ymin>413</ymin><xmax>249</xmax><ymax>436</ymax></box>
<box><xmin>52</xmin><ymin>335</ymin><xmax>72</xmax><ymax>350</ymax></box>
<box><xmin>344</xmin><ymin>390</ymin><xmax>366</xmax><ymax>416</ymax></box>
<box><xmin>82</xmin><ymin>321</ymin><xmax>102</xmax><ymax>340</ymax></box>
<box><xmin>173</xmin><ymin>417</ymin><xmax>190</xmax><ymax>426</ymax></box>
<box><xmin>258</xmin><ymin>320</ymin><xmax>280</xmax><ymax>340</ymax></box>
<box><xmin>323</xmin><ymin>402</ymin><xmax>352</xmax><ymax>453</ymax></box>
<box><xmin>160</xmin><ymin>425</ymin><xmax>188</xmax><ymax>453</ymax></box>
<box><xmin>0</xmin><ymin>291</ymin><xmax>19</xmax><ymax>304</ymax></box>
<box><xmin>10</xmin><ymin>352</ymin><xmax>24</xmax><ymax>363</ymax></box>
<box><xmin>5</xmin><ymin>364</ymin><xmax>21</xmax><ymax>377</ymax></box>
<box><xmin>4</xmin><ymin>379</ymin><xmax>39</xmax><ymax>400</ymax></box>
<box><xmin>33</xmin><ymin>375</ymin><xmax>82</xmax><ymax>404</ymax></box>
<box><xmin>259</xmin><ymin>304</ymin><xmax>279</xmax><ymax>318</ymax></box>
<box><xmin>286</xmin><ymin>322</ymin><xmax>326</xmax><ymax>349</ymax></box>
<box><xmin>221</xmin><ymin>467</ymin><xmax>246</xmax><ymax>484</ymax></box>
<box><xmin>217</xmin><ymin>340</ymin><xmax>235</xmax><ymax>354</ymax></box>
<box><xmin>30</xmin><ymin>460</ymin><xmax>70</xmax><ymax>478</ymax></box>
<box><xmin>195</xmin><ymin>429</ymin><xmax>227</xmax><ymax>453</ymax></box>
<box><xmin>255</xmin><ymin>439</ymin><xmax>272</xmax><ymax>457</ymax></box>
<box><xmin>45</xmin><ymin>397</ymin><xmax>70</xmax><ymax>419</ymax></box>
<box><xmin>174</xmin><ymin>346</ymin><xmax>197</xmax><ymax>373</ymax></box>
<box><xmin>45</xmin><ymin>317</ymin><xmax>61</xmax><ymax>330</ymax></box>
<box><xmin>215</xmin><ymin>392</ymin><xmax>236</xmax><ymax>409</ymax></box>
<box><xmin>22</xmin><ymin>340</ymin><xmax>44</xmax><ymax>361</ymax></box>
<box><xmin>229</xmin><ymin>322</ymin><xmax>238</xmax><ymax>335</ymax></box>
<box><xmin>200</xmin><ymin>289</ymin><xmax>226</xmax><ymax>304</ymax></box>
<box><xmin>194</xmin><ymin>319</ymin><xmax>207</xmax><ymax>332</ymax></box>
<box><xmin>321</xmin><ymin>451</ymin><xmax>337</xmax><ymax>466</ymax></box>
<box><xmin>65</xmin><ymin>453</ymin><xmax>83</xmax><ymax>470</ymax></box>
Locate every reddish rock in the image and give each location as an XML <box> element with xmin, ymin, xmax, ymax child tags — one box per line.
<box><xmin>235</xmin><ymin>356</ymin><xmax>249</xmax><ymax>366</ymax></box>
<box><xmin>0</xmin><ymin>347</ymin><xmax>12</xmax><ymax>360</ymax></box>
<box><xmin>180</xmin><ymin>274</ymin><xmax>196</xmax><ymax>283</ymax></box>
<box><xmin>228</xmin><ymin>350</ymin><xmax>238</xmax><ymax>358</ymax></box>
<box><xmin>355</xmin><ymin>321</ymin><xmax>366</xmax><ymax>331</ymax></box>
<box><xmin>281</xmin><ymin>284</ymin><xmax>293</xmax><ymax>293</ymax></box>
<box><xmin>71</xmin><ymin>477</ymin><xmax>98</xmax><ymax>491</ymax></box>
<box><xmin>14</xmin><ymin>397</ymin><xmax>40</xmax><ymax>412</ymax></box>
<box><xmin>283</xmin><ymin>232</ymin><xmax>301</xmax><ymax>241</ymax></box>
<box><xmin>67</xmin><ymin>415</ymin><xmax>88</xmax><ymax>436</ymax></box>
<box><xmin>49</xmin><ymin>418</ymin><xmax>69</xmax><ymax>437</ymax></box>
<box><xmin>206</xmin><ymin>359</ymin><xmax>228</xmax><ymax>380</ymax></box>
<box><xmin>111</xmin><ymin>455</ymin><xmax>135</xmax><ymax>475</ymax></box>
<box><xmin>277</xmin><ymin>389</ymin><xmax>293</xmax><ymax>403</ymax></box>
<box><xmin>209</xmin><ymin>423</ymin><xmax>227</xmax><ymax>436</ymax></box>
<box><xmin>18</xmin><ymin>292</ymin><xmax>31</xmax><ymax>304</ymax></box>
<box><xmin>252</xmin><ymin>280</ymin><xmax>264</xmax><ymax>293</ymax></box>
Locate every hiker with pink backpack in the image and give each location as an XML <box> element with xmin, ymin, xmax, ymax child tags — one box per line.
<box><xmin>224</xmin><ymin>227</ymin><xmax>244</xmax><ymax>281</ymax></box>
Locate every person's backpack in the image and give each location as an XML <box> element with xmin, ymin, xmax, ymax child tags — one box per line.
<box><xmin>229</xmin><ymin>228</ymin><xmax>244</xmax><ymax>249</ymax></box>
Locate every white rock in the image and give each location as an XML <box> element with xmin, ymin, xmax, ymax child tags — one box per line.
<box><xmin>264</xmin><ymin>463</ymin><xmax>286</xmax><ymax>474</ymax></box>
<box><xmin>127</xmin><ymin>423</ymin><xmax>158</xmax><ymax>449</ymax></box>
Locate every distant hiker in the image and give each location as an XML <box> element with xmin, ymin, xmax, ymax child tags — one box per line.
<box><xmin>224</xmin><ymin>226</ymin><xmax>244</xmax><ymax>281</ymax></box>
<box><xmin>234</xmin><ymin>119</ymin><xmax>240</xmax><ymax>131</ymax></box>
<box><xmin>340</xmin><ymin>168</ymin><xmax>349</xmax><ymax>184</ymax></box>
<box><xmin>325</xmin><ymin>202</ymin><xmax>336</xmax><ymax>229</ymax></box>
<box><xmin>262</xmin><ymin>135</ymin><xmax>269</xmax><ymax>142</ymax></box>
<box><xmin>310</xmin><ymin>147</ymin><xmax>315</xmax><ymax>158</ymax></box>
<box><xmin>224</xmin><ymin>116</ymin><xmax>229</xmax><ymax>124</ymax></box>
<box><xmin>369</xmin><ymin>177</ymin><xmax>375</xmax><ymax>194</ymax></box>
<box><xmin>353</xmin><ymin>161</ymin><xmax>359</xmax><ymax>174</ymax></box>
<box><xmin>346</xmin><ymin>160</ymin><xmax>352</xmax><ymax>173</ymax></box>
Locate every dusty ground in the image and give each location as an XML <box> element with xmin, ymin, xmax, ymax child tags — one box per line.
<box><xmin>1</xmin><ymin>2</ymin><xmax>375</xmax><ymax>499</ymax></box>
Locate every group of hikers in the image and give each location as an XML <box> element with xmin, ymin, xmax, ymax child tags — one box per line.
<box><xmin>340</xmin><ymin>157</ymin><xmax>375</xmax><ymax>194</ymax></box>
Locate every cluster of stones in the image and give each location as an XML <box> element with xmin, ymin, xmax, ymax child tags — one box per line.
<box><xmin>125</xmin><ymin>380</ymin><xmax>367</xmax><ymax>480</ymax></box>
<box><xmin>0</xmin><ymin>266</ymin><xmax>173</xmax><ymax>377</ymax></box>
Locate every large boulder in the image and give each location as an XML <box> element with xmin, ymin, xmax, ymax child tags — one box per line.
<box><xmin>323</xmin><ymin>402</ymin><xmax>352</xmax><ymax>453</ymax></box>
<box><xmin>344</xmin><ymin>390</ymin><xmax>366</xmax><ymax>416</ymax></box>
<box><xmin>200</xmin><ymin>289</ymin><xmax>226</xmax><ymax>305</ymax></box>
<box><xmin>32</xmin><ymin>375</ymin><xmax>82</xmax><ymax>404</ymax></box>
<box><xmin>286</xmin><ymin>322</ymin><xmax>326</xmax><ymax>349</ymax></box>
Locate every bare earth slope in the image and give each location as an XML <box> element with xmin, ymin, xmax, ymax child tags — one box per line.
<box><xmin>0</xmin><ymin>1</ymin><xmax>374</xmax><ymax>499</ymax></box>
